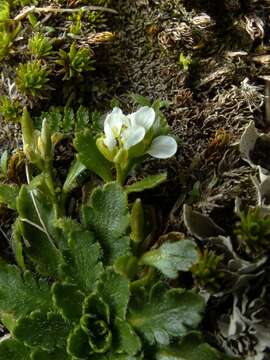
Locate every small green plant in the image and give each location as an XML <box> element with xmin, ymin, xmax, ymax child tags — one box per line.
<box><xmin>0</xmin><ymin>0</ymin><xmax>9</xmax><ymax>21</ymax></box>
<box><xmin>16</xmin><ymin>60</ymin><xmax>51</xmax><ymax>98</ymax></box>
<box><xmin>56</xmin><ymin>42</ymin><xmax>95</xmax><ymax>80</ymax></box>
<box><xmin>28</xmin><ymin>33</ymin><xmax>53</xmax><ymax>58</ymax></box>
<box><xmin>0</xmin><ymin>95</ymin><xmax>21</xmax><ymax>122</ymax></box>
<box><xmin>178</xmin><ymin>52</ymin><xmax>192</xmax><ymax>72</ymax></box>
<box><xmin>87</xmin><ymin>10</ymin><xmax>105</xmax><ymax>31</ymax></box>
<box><xmin>68</xmin><ymin>12</ymin><xmax>83</xmax><ymax>35</ymax></box>
<box><xmin>235</xmin><ymin>207</ymin><xmax>270</xmax><ymax>254</ymax></box>
<box><xmin>191</xmin><ymin>250</ymin><xmax>223</xmax><ymax>292</ymax></box>
<box><xmin>0</xmin><ymin>23</ymin><xmax>21</xmax><ymax>61</ymax></box>
<box><xmin>0</xmin><ymin>107</ymin><xmax>232</xmax><ymax>360</ymax></box>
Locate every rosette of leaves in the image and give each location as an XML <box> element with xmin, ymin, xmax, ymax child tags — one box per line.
<box><xmin>0</xmin><ymin>0</ymin><xmax>21</xmax><ymax>60</ymax></box>
<box><xmin>191</xmin><ymin>249</ymin><xmax>224</xmax><ymax>292</ymax></box>
<box><xmin>28</xmin><ymin>33</ymin><xmax>53</xmax><ymax>58</ymax></box>
<box><xmin>0</xmin><ymin>179</ymin><xmax>205</xmax><ymax>359</ymax></box>
<box><xmin>16</xmin><ymin>60</ymin><xmax>51</xmax><ymax>99</ymax></box>
<box><xmin>235</xmin><ymin>207</ymin><xmax>270</xmax><ymax>255</ymax></box>
<box><xmin>0</xmin><ymin>95</ymin><xmax>21</xmax><ymax>122</ymax></box>
<box><xmin>56</xmin><ymin>42</ymin><xmax>95</xmax><ymax>80</ymax></box>
<box><xmin>0</xmin><ymin>109</ymin><xmax>232</xmax><ymax>359</ymax></box>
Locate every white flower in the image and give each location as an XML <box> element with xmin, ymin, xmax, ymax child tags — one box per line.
<box><xmin>121</xmin><ymin>107</ymin><xmax>155</xmax><ymax>149</ymax></box>
<box><xmin>102</xmin><ymin>106</ymin><xmax>177</xmax><ymax>159</ymax></box>
<box><xmin>128</xmin><ymin>106</ymin><xmax>156</xmax><ymax>131</ymax></box>
<box><xmin>103</xmin><ymin>106</ymin><xmax>155</xmax><ymax>150</ymax></box>
<box><xmin>147</xmin><ymin>135</ymin><xmax>177</xmax><ymax>159</ymax></box>
<box><xmin>103</xmin><ymin>107</ymin><xmax>126</xmax><ymax>151</ymax></box>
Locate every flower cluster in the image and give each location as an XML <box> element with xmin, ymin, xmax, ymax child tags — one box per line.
<box><xmin>97</xmin><ymin>106</ymin><xmax>177</xmax><ymax>160</ymax></box>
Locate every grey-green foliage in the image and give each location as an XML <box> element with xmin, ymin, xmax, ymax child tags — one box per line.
<box><xmin>140</xmin><ymin>240</ymin><xmax>198</xmax><ymax>279</ymax></box>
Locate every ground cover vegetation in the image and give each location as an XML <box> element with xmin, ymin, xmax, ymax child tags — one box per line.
<box><xmin>0</xmin><ymin>0</ymin><xmax>270</xmax><ymax>359</ymax></box>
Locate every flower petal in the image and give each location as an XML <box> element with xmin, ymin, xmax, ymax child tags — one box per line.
<box><xmin>104</xmin><ymin>123</ymin><xmax>116</xmax><ymax>151</ymax></box>
<box><xmin>147</xmin><ymin>136</ymin><xmax>177</xmax><ymax>159</ymax></box>
<box><xmin>129</xmin><ymin>107</ymin><xmax>155</xmax><ymax>131</ymax></box>
<box><xmin>104</xmin><ymin>107</ymin><xmax>126</xmax><ymax>137</ymax></box>
<box><xmin>122</xmin><ymin>126</ymin><xmax>145</xmax><ymax>149</ymax></box>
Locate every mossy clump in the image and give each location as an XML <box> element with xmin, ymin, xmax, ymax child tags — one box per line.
<box><xmin>16</xmin><ymin>60</ymin><xmax>51</xmax><ymax>99</ymax></box>
<box><xmin>235</xmin><ymin>207</ymin><xmax>270</xmax><ymax>256</ymax></box>
<box><xmin>0</xmin><ymin>0</ymin><xmax>115</xmax><ymax>121</ymax></box>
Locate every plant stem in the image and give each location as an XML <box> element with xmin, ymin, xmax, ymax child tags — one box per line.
<box><xmin>14</xmin><ymin>5</ymin><xmax>117</xmax><ymax>21</ymax></box>
<box><xmin>116</xmin><ymin>159</ymin><xmax>136</xmax><ymax>186</ymax></box>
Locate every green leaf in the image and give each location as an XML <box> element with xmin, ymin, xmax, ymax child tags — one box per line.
<box><xmin>128</xmin><ymin>283</ymin><xmax>205</xmax><ymax>346</ymax></box>
<box><xmin>74</xmin><ymin>130</ymin><xmax>112</xmax><ymax>182</ymax></box>
<box><xmin>114</xmin><ymin>317</ymin><xmax>141</xmax><ymax>356</ymax></box>
<box><xmin>130</xmin><ymin>94</ymin><xmax>152</xmax><ymax>107</ymax></box>
<box><xmin>17</xmin><ymin>184</ymin><xmax>61</xmax><ymax>276</ymax></box>
<box><xmin>76</xmin><ymin>105</ymin><xmax>89</xmax><ymax>130</ymax></box>
<box><xmin>52</xmin><ymin>282</ymin><xmax>84</xmax><ymax>321</ymax></box>
<box><xmin>90</xmin><ymin>354</ymin><xmax>142</xmax><ymax>360</ymax></box>
<box><xmin>0</xmin><ymin>0</ymin><xmax>10</xmax><ymax>21</ymax></box>
<box><xmin>65</xmin><ymin>229</ymin><xmax>103</xmax><ymax>292</ymax></box>
<box><xmin>83</xmin><ymin>182</ymin><xmax>130</xmax><ymax>263</ymax></box>
<box><xmin>0</xmin><ymin>184</ymin><xmax>19</xmax><ymax>210</ymax></box>
<box><xmin>130</xmin><ymin>199</ymin><xmax>144</xmax><ymax>244</ymax></box>
<box><xmin>31</xmin><ymin>348</ymin><xmax>71</xmax><ymax>360</ymax></box>
<box><xmin>47</xmin><ymin>107</ymin><xmax>62</xmax><ymax>133</ymax></box>
<box><xmin>156</xmin><ymin>333</ymin><xmax>235</xmax><ymax>360</ymax></box>
<box><xmin>0</xmin><ymin>337</ymin><xmax>31</xmax><ymax>360</ymax></box>
<box><xmin>13</xmin><ymin>310</ymin><xmax>70</xmax><ymax>351</ymax></box>
<box><xmin>82</xmin><ymin>294</ymin><xmax>112</xmax><ymax>353</ymax></box>
<box><xmin>63</xmin><ymin>107</ymin><xmax>74</xmax><ymax>133</ymax></box>
<box><xmin>67</xmin><ymin>325</ymin><xmax>89</xmax><ymax>359</ymax></box>
<box><xmin>55</xmin><ymin>217</ymin><xmax>83</xmax><ymax>248</ymax></box>
<box><xmin>11</xmin><ymin>219</ymin><xmax>25</xmax><ymax>269</ymax></box>
<box><xmin>114</xmin><ymin>255</ymin><xmax>138</xmax><ymax>279</ymax></box>
<box><xmin>97</xmin><ymin>269</ymin><xmax>130</xmax><ymax>319</ymax></box>
<box><xmin>0</xmin><ymin>150</ymin><xmax>9</xmax><ymax>176</ymax></box>
<box><xmin>0</xmin><ymin>264</ymin><xmax>52</xmax><ymax>331</ymax></box>
<box><xmin>62</xmin><ymin>159</ymin><xmax>86</xmax><ymax>193</ymax></box>
<box><xmin>125</xmin><ymin>174</ymin><xmax>167</xmax><ymax>194</ymax></box>
<box><xmin>139</xmin><ymin>240</ymin><xmax>198</xmax><ymax>279</ymax></box>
